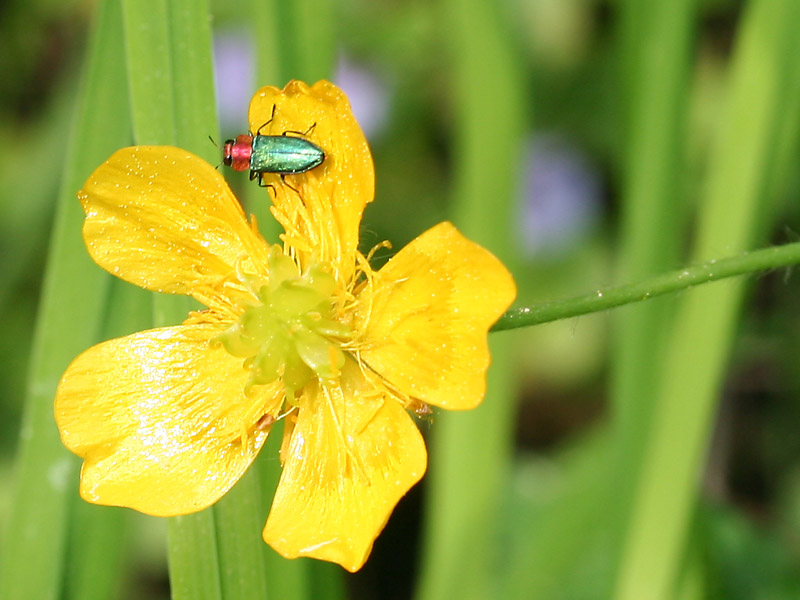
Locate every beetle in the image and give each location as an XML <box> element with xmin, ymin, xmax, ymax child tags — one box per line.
<box><xmin>222</xmin><ymin>106</ymin><xmax>325</xmax><ymax>187</ymax></box>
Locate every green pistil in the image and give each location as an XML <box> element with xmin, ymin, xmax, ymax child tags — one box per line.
<box><xmin>216</xmin><ymin>247</ymin><xmax>352</xmax><ymax>397</ymax></box>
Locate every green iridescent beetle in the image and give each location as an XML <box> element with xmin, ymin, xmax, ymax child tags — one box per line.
<box><xmin>223</xmin><ymin>106</ymin><xmax>325</xmax><ymax>186</ymax></box>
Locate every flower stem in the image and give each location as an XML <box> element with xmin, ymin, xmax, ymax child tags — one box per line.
<box><xmin>492</xmin><ymin>241</ymin><xmax>800</xmax><ymax>331</ymax></box>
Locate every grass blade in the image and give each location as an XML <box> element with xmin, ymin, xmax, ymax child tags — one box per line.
<box><xmin>0</xmin><ymin>0</ymin><xmax>130</xmax><ymax>597</ymax></box>
<box><xmin>64</xmin><ymin>279</ymin><xmax>154</xmax><ymax>600</ymax></box>
<box><xmin>415</xmin><ymin>0</ymin><xmax>525</xmax><ymax>598</ymax></box>
<box><xmin>169</xmin><ymin>0</ymin><xmax>219</xmax><ymax>159</ymax></box>
<box><xmin>610</xmin><ymin>0</ymin><xmax>697</xmax><ymax>538</ymax></box>
<box><xmin>122</xmin><ymin>2</ymin><xmax>225</xmax><ymax>599</ymax></box>
<box><xmin>613</xmin><ymin>0</ymin><xmax>800</xmax><ymax>597</ymax></box>
<box><xmin>123</xmin><ymin>0</ymin><xmax>176</xmax><ymax>145</ymax></box>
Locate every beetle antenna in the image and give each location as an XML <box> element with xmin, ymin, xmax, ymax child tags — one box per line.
<box><xmin>209</xmin><ymin>136</ymin><xmax>225</xmax><ymax>169</ymax></box>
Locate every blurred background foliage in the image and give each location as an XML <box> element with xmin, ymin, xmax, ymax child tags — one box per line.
<box><xmin>2</xmin><ymin>0</ymin><xmax>800</xmax><ymax>598</ymax></box>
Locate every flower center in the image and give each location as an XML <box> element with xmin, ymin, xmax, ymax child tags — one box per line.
<box><xmin>215</xmin><ymin>246</ymin><xmax>353</xmax><ymax>403</ymax></box>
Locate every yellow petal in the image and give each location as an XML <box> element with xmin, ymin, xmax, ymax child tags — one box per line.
<box><xmin>263</xmin><ymin>362</ymin><xmax>426</xmax><ymax>572</ymax></box>
<box><xmin>55</xmin><ymin>324</ymin><xmax>282</xmax><ymax>516</ymax></box>
<box><xmin>249</xmin><ymin>80</ymin><xmax>374</xmax><ymax>280</ymax></box>
<box><xmin>354</xmin><ymin>222</ymin><xmax>516</xmax><ymax>410</ymax></box>
<box><xmin>79</xmin><ymin>146</ymin><xmax>269</xmax><ymax>302</ymax></box>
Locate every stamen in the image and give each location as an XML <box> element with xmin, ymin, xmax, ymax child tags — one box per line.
<box><xmin>366</xmin><ymin>240</ymin><xmax>392</xmax><ymax>263</ymax></box>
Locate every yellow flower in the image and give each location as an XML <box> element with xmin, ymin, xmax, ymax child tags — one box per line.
<box><xmin>55</xmin><ymin>80</ymin><xmax>516</xmax><ymax>572</ymax></box>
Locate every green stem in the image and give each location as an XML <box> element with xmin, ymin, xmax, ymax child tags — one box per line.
<box><xmin>492</xmin><ymin>241</ymin><xmax>800</xmax><ymax>332</ymax></box>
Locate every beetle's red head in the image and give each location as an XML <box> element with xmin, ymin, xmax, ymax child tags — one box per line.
<box><xmin>222</xmin><ymin>134</ymin><xmax>254</xmax><ymax>172</ymax></box>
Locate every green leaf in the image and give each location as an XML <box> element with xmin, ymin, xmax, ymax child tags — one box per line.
<box><xmin>415</xmin><ymin>0</ymin><xmax>525</xmax><ymax>598</ymax></box>
<box><xmin>64</xmin><ymin>280</ymin><xmax>153</xmax><ymax>600</ymax></box>
<box><xmin>0</xmin><ymin>0</ymin><xmax>130</xmax><ymax>597</ymax></box>
<box><xmin>613</xmin><ymin>0</ymin><xmax>800</xmax><ymax>598</ymax></box>
<box><xmin>121</xmin><ymin>2</ymin><xmax>229</xmax><ymax>599</ymax></box>
<box><xmin>123</xmin><ymin>0</ymin><xmax>176</xmax><ymax>145</ymax></box>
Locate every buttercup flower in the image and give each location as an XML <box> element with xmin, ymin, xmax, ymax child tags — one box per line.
<box><xmin>55</xmin><ymin>80</ymin><xmax>516</xmax><ymax>572</ymax></box>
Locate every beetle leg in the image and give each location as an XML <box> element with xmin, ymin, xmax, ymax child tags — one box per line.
<box><xmin>255</xmin><ymin>104</ymin><xmax>277</xmax><ymax>136</ymax></box>
<box><xmin>282</xmin><ymin>121</ymin><xmax>317</xmax><ymax>139</ymax></box>
<box><xmin>280</xmin><ymin>174</ymin><xmax>303</xmax><ymax>198</ymax></box>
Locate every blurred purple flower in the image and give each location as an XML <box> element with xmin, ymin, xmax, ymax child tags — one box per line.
<box><xmin>519</xmin><ymin>134</ymin><xmax>601</xmax><ymax>257</ymax></box>
<box><xmin>333</xmin><ymin>56</ymin><xmax>390</xmax><ymax>139</ymax></box>
<box><xmin>213</xmin><ymin>37</ymin><xmax>388</xmax><ymax>142</ymax></box>
<box><xmin>213</xmin><ymin>29</ymin><xmax>254</xmax><ymax>132</ymax></box>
